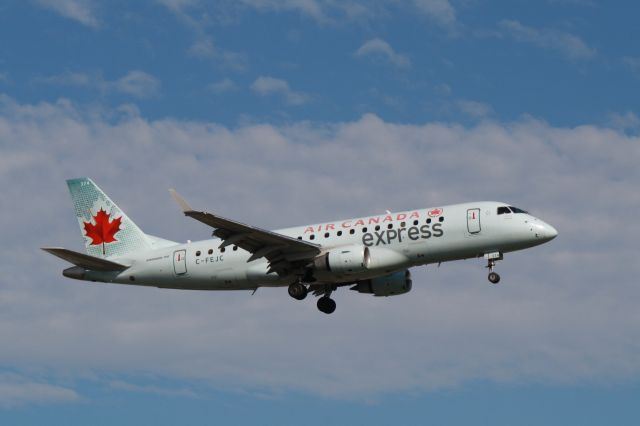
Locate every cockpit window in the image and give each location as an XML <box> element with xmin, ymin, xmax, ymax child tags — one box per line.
<box><xmin>509</xmin><ymin>206</ymin><xmax>529</xmax><ymax>214</ymax></box>
<box><xmin>497</xmin><ymin>206</ymin><xmax>512</xmax><ymax>215</ymax></box>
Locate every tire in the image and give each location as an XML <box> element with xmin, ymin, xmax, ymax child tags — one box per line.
<box><xmin>288</xmin><ymin>283</ymin><xmax>307</xmax><ymax>300</ymax></box>
<box><xmin>317</xmin><ymin>297</ymin><xmax>336</xmax><ymax>314</ymax></box>
<box><xmin>488</xmin><ymin>272</ymin><xmax>500</xmax><ymax>284</ymax></box>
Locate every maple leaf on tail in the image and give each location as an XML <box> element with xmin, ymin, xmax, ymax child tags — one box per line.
<box><xmin>83</xmin><ymin>208</ymin><xmax>122</xmax><ymax>255</ymax></box>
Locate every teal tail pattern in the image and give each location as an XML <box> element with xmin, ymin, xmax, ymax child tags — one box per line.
<box><xmin>67</xmin><ymin>177</ymin><xmax>152</xmax><ymax>259</ymax></box>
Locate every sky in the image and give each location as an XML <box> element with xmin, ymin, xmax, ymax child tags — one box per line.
<box><xmin>0</xmin><ymin>0</ymin><xmax>639</xmax><ymax>424</ymax></box>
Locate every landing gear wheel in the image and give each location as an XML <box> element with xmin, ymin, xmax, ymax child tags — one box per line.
<box><xmin>317</xmin><ymin>297</ymin><xmax>336</xmax><ymax>314</ymax></box>
<box><xmin>485</xmin><ymin>253</ymin><xmax>503</xmax><ymax>285</ymax></box>
<box><xmin>288</xmin><ymin>283</ymin><xmax>308</xmax><ymax>300</ymax></box>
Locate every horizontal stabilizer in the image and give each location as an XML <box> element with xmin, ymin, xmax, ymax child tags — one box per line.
<box><xmin>41</xmin><ymin>247</ymin><xmax>129</xmax><ymax>271</ymax></box>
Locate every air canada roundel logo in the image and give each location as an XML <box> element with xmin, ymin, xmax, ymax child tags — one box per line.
<box><xmin>428</xmin><ymin>208</ymin><xmax>443</xmax><ymax>217</ymax></box>
<box><xmin>83</xmin><ymin>208</ymin><xmax>122</xmax><ymax>254</ymax></box>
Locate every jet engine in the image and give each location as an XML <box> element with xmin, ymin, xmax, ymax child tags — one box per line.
<box><xmin>351</xmin><ymin>269</ymin><xmax>412</xmax><ymax>297</ymax></box>
<box><xmin>313</xmin><ymin>245</ymin><xmax>371</xmax><ymax>275</ymax></box>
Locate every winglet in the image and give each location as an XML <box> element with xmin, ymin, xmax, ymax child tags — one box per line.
<box><xmin>169</xmin><ymin>188</ymin><xmax>193</xmax><ymax>213</ymax></box>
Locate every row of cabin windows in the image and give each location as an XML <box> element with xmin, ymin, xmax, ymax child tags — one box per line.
<box><xmin>195</xmin><ymin>246</ymin><xmax>238</xmax><ymax>256</ymax></box>
<box><xmin>195</xmin><ymin>216</ymin><xmax>448</xmax><ymax>254</ymax></box>
<box><xmin>298</xmin><ymin>216</ymin><xmax>445</xmax><ymax>240</ymax></box>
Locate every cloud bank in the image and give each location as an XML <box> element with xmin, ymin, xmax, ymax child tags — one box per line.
<box><xmin>0</xmin><ymin>94</ymin><xmax>639</xmax><ymax>399</ymax></box>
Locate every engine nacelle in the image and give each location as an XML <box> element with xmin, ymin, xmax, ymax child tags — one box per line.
<box><xmin>313</xmin><ymin>245</ymin><xmax>371</xmax><ymax>275</ymax></box>
<box><xmin>351</xmin><ymin>270</ymin><xmax>412</xmax><ymax>297</ymax></box>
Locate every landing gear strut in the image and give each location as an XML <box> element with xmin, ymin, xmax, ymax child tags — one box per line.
<box><xmin>288</xmin><ymin>282</ymin><xmax>308</xmax><ymax>300</ymax></box>
<box><xmin>485</xmin><ymin>252</ymin><xmax>503</xmax><ymax>284</ymax></box>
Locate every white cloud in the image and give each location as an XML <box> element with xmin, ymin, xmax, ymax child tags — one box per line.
<box><xmin>155</xmin><ymin>1</ymin><xmax>248</xmax><ymax>70</ymax></box>
<box><xmin>39</xmin><ymin>70</ymin><xmax>160</xmax><ymax>98</ymax></box>
<box><xmin>1</xmin><ymin>95</ymin><xmax>640</xmax><ymax>398</ymax></box>
<box><xmin>456</xmin><ymin>99</ymin><xmax>493</xmax><ymax>118</ymax></box>
<box><xmin>355</xmin><ymin>38</ymin><xmax>411</xmax><ymax>68</ymax></box>
<box><xmin>206</xmin><ymin>78</ymin><xmax>238</xmax><ymax>93</ymax></box>
<box><xmin>187</xmin><ymin>37</ymin><xmax>248</xmax><ymax>70</ymax></box>
<box><xmin>235</xmin><ymin>0</ymin><xmax>456</xmax><ymax>27</ymax></box>
<box><xmin>111</xmin><ymin>71</ymin><xmax>161</xmax><ymax>98</ymax></box>
<box><xmin>412</xmin><ymin>0</ymin><xmax>456</xmax><ymax>29</ymax></box>
<box><xmin>608</xmin><ymin>111</ymin><xmax>640</xmax><ymax>132</ymax></box>
<box><xmin>0</xmin><ymin>374</ymin><xmax>79</xmax><ymax>407</ymax></box>
<box><xmin>499</xmin><ymin>19</ymin><xmax>596</xmax><ymax>60</ymax></box>
<box><xmin>251</xmin><ymin>76</ymin><xmax>309</xmax><ymax>105</ymax></box>
<box><xmin>33</xmin><ymin>0</ymin><xmax>100</xmax><ymax>28</ymax></box>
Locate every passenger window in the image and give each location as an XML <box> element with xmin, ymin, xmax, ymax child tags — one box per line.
<box><xmin>413</xmin><ymin>220</ymin><xmax>419</xmax><ymax>226</ymax></box>
<box><xmin>196</xmin><ymin>250</ymin><xmax>201</xmax><ymax>256</ymax></box>
<box><xmin>337</xmin><ymin>230</ymin><xmax>342</xmax><ymax>236</ymax></box>
<box><xmin>324</xmin><ymin>232</ymin><xmax>330</xmax><ymax>238</ymax></box>
<box><xmin>400</xmin><ymin>221</ymin><xmax>406</xmax><ymax>228</ymax></box>
<box><xmin>497</xmin><ymin>206</ymin><xmax>512</xmax><ymax>215</ymax></box>
<box><xmin>375</xmin><ymin>225</ymin><xmax>380</xmax><ymax>231</ymax></box>
<box><xmin>310</xmin><ymin>235</ymin><xmax>315</xmax><ymax>240</ymax></box>
<box><xmin>439</xmin><ymin>216</ymin><xmax>444</xmax><ymax>222</ymax></box>
<box><xmin>233</xmin><ymin>246</ymin><xmax>238</xmax><ymax>251</ymax></box>
<box><xmin>297</xmin><ymin>236</ymin><xmax>302</xmax><ymax>240</ymax></box>
<box><xmin>362</xmin><ymin>227</ymin><xmax>368</xmax><ymax>233</ymax></box>
<box><xmin>220</xmin><ymin>247</ymin><xmax>226</xmax><ymax>253</ymax></box>
<box><xmin>387</xmin><ymin>223</ymin><xmax>393</xmax><ymax>229</ymax></box>
<box><xmin>208</xmin><ymin>249</ymin><xmax>213</xmax><ymax>255</ymax></box>
<box><xmin>426</xmin><ymin>218</ymin><xmax>431</xmax><ymax>224</ymax></box>
<box><xmin>349</xmin><ymin>229</ymin><xmax>355</xmax><ymax>235</ymax></box>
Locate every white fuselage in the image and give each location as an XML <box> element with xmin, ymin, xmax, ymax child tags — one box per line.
<box><xmin>77</xmin><ymin>202</ymin><xmax>557</xmax><ymax>290</ymax></box>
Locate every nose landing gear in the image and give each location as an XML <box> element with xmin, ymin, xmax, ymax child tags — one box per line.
<box><xmin>484</xmin><ymin>252</ymin><xmax>503</xmax><ymax>284</ymax></box>
<box><xmin>488</xmin><ymin>271</ymin><xmax>500</xmax><ymax>284</ymax></box>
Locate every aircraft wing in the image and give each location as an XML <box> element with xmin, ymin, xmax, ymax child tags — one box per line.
<box><xmin>169</xmin><ymin>190</ymin><xmax>321</xmax><ymax>276</ymax></box>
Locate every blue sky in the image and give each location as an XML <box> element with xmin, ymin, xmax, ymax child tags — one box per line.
<box><xmin>2</xmin><ymin>0</ymin><xmax>639</xmax><ymax>128</ymax></box>
<box><xmin>1</xmin><ymin>1</ymin><xmax>639</xmax><ymax>425</ymax></box>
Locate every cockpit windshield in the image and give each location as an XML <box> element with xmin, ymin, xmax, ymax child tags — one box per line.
<box><xmin>509</xmin><ymin>206</ymin><xmax>529</xmax><ymax>214</ymax></box>
<box><xmin>497</xmin><ymin>206</ymin><xmax>529</xmax><ymax>215</ymax></box>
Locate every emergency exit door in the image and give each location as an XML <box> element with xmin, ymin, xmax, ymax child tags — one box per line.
<box><xmin>467</xmin><ymin>208</ymin><xmax>481</xmax><ymax>234</ymax></box>
<box><xmin>173</xmin><ymin>249</ymin><xmax>187</xmax><ymax>275</ymax></box>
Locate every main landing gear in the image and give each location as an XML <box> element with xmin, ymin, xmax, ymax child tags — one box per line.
<box><xmin>288</xmin><ymin>282</ymin><xmax>337</xmax><ymax>314</ymax></box>
<box><xmin>288</xmin><ymin>282</ymin><xmax>308</xmax><ymax>300</ymax></box>
<box><xmin>485</xmin><ymin>252</ymin><xmax>503</xmax><ymax>284</ymax></box>
<box><xmin>317</xmin><ymin>296</ymin><xmax>336</xmax><ymax>314</ymax></box>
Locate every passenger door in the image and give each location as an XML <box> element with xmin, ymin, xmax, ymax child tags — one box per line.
<box><xmin>173</xmin><ymin>249</ymin><xmax>187</xmax><ymax>275</ymax></box>
<box><xmin>467</xmin><ymin>208</ymin><xmax>481</xmax><ymax>234</ymax></box>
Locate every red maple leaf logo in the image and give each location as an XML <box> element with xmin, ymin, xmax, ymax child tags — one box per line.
<box><xmin>83</xmin><ymin>208</ymin><xmax>122</xmax><ymax>255</ymax></box>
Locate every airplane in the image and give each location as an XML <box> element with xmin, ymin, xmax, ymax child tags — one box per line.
<box><xmin>43</xmin><ymin>178</ymin><xmax>558</xmax><ymax>314</ymax></box>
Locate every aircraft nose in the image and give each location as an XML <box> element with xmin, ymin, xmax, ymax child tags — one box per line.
<box><xmin>536</xmin><ymin>221</ymin><xmax>558</xmax><ymax>241</ymax></box>
<box><xmin>544</xmin><ymin>223</ymin><xmax>558</xmax><ymax>240</ymax></box>
<box><xmin>531</xmin><ymin>219</ymin><xmax>558</xmax><ymax>243</ymax></box>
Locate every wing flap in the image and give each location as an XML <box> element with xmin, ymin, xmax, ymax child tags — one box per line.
<box><xmin>42</xmin><ymin>247</ymin><xmax>129</xmax><ymax>271</ymax></box>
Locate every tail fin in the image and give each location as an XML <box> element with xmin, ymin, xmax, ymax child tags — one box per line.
<box><xmin>67</xmin><ymin>177</ymin><xmax>152</xmax><ymax>259</ymax></box>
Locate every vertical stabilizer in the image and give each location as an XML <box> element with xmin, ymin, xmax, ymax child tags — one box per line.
<box><xmin>67</xmin><ymin>178</ymin><xmax>151</xmax><ymax>259</ymax></box>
